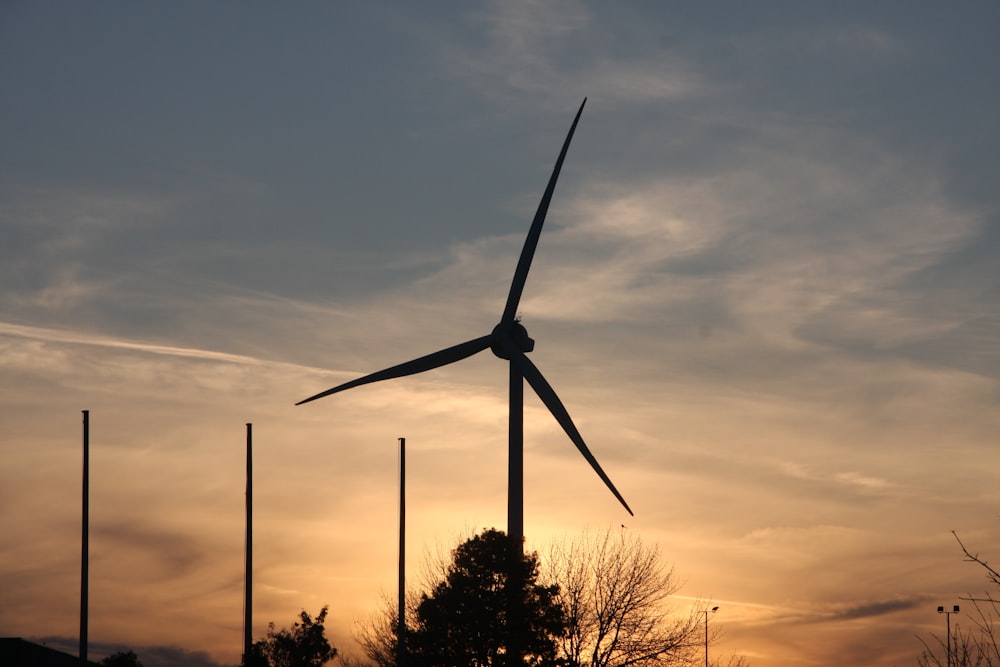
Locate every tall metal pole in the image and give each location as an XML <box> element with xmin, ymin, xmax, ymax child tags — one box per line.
<box><xmin>244</xmin><ymin>423</ymin><xmax>253</xmax><ymax>666</ymax></box>
<box><xmin>947</xmin><ymin>611</ymin><xmax>952</xmax><ymax>667</ymax></box>
<box><xmin>397</xmin><ymin>437</ymin><xmax>406</xmax><ymax>667</ymax></box>
<box><xmin>938</xmin><ymin>604</ymin><xmax>959</xmax><ymax>667</ymax></box>
<box><xmin>704</xmin><ymin>611</ymin><xmax>708</xmax><ymax>667</ymax></box>
<box><xmin>80</xmin><ymin>410</ymin><xmax>89</xmax><ymax>666</ymax></box>
<box><xmin>703</xmin><ymin>606</ymin><xmax>718</xmax><ymax>667</ymax></box>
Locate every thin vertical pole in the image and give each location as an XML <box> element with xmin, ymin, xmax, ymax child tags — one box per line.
<box><xmin>704</xmin><ymin>611</ymin><xmax>709</xmax><ymax>667</ymax></box>
<box><xmin>703</xmin><ymin>606</ymin><xmax>718</xmax><ymax>667</ymax></box>
<box><xmin>244</xmin><ymin>423</ymin><xmax>253</xmax><ymax>666</ymax></box>
<box><xmin>397</xmin><ymin>437</ymin><xmax>406</xmax><ymax>667</ymax></box>
<box><xmin>80</xmin><ymin>410</ymin><xmax>89</xmax><ymax>665</ymax></box>
<box><xmin>946</xmin><ymin>610</ymin><xmax>952</xmax><ymax>667</ymax></box>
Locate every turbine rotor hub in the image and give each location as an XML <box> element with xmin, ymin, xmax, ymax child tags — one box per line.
<box><xmin>491</xmin><ymin>321</ymin><xmax>535</xmax><ymax>359</ymax></box>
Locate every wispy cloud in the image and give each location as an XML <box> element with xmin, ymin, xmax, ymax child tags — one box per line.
<box><xmin>820</xmin><ymin>596</ymin><xmax>925</xmax><ymax>622</ymax></box>
<box><xmin>432</xmin><ymin>2</ymin><xmax>702</xmax><ymax>111</ymax></box>
<box><xmin>0</xmin><ymin>320</ymin><xmax>274</xmax><ymax>366</ymax></box>
<box><xmin>780</xmin><ymin>462</ymin><xmax>891</xmax><ymax>493</ymax></box>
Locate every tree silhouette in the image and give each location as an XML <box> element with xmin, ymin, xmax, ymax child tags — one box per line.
<box><xmin>352</xmin><ymin>529</ymin><xmax>738</xmax><ymax>667</ymax></box>
<box><xmin>408</xmin><ymin>528</ymin><xmax>566</xmax><ymax>667</ymax></box>
<box><xmin>247</xmin><ymin>606</ymin><xmax>338</xmax><ymax>667</ymax></box>
<box><xmin>101</xmin><ymin>650</ymin><xmax>142</xmax><ymax>667</ymax></box>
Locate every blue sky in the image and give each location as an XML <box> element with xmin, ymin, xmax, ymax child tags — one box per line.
<box><xmin>2</xmin><ymin>3</ymin><xmax>999</xmax><ymax>666</ymax></box>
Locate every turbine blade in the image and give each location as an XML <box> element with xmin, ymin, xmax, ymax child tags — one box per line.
<box><xmin>500</xmin><ymin>98</ymin><xmax>587</xmax><ymax>326</ymax></box>
<box><xmin>297</xmin><ymin>334</ymin><xmax>494</xmax><ymax>406</ymax></box>
<box><xmin>502</xmin><ymin>340</ymin><xmax>634</xmax><ymax>516</ymax></box>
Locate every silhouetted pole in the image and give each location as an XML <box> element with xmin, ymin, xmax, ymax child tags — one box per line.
<box><xmin>938</xmin><ymin>604</ymin><xmax>959</xmax><ymax>667</ymax></box>
<box><xmin>244</xmin><ymin>423</ymin><xmax>253</xmax><ymax>666</ymax></box>
<box><xmin>947</xmin><ymin>611</ymin><xmax>952</xmax><ymax>667</ymax></box>
<box><xmin>80</xmin><ymin>410</ymin><xmax>89</xmax><ymax>665</ymax></box>
<box><xmin>703</xmin><ymin>606</ymin><xmax>718</xmax><ymax>667</ymax></box>
<box><xmin>397</xmin><ymin>437</ymin><xmax>406</xmax><ymax>667</ymax></box>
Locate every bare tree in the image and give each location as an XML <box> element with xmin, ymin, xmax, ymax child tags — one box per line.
<box><xmin>346</xmin><ymin>591</ymin><xmax>419</xmax><ymax>667</ymax></box>
<box><xmin>917</xmin><ymin>532</ymin><xmax>1000</xmax><ymax>667</ymax></box>
<box><xmin>716</xmin><ymin>658</ymin><xmax>751</xmax><ymax>667</ymax></box>
<box><xmin>541</xmin><ymin>528</ymin><xmax>702</xmax><ymax>667</ymax></box>
<box><xmin>918</xmin><ymin>622</ymin><xmax>997</xmax><ymax>667</ymax></box>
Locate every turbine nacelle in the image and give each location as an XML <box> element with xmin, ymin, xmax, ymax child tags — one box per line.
<box><xmin>491</xmin><ymin>321</ymin><xmax>535</xmax><ymax>359</ymax></box>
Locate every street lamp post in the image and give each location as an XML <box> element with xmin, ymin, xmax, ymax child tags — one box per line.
<box><xmin>702</xmin><ymin>606</ymin><xmax>719</xmax><ymax>667</ymax></box>
<box><xmin>937</xmin><ymin>604</ymin><xmax>960</xmax><ymax>667</ymax></box>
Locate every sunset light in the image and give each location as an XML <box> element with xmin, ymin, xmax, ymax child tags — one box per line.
<box><xmin>1</xmin><ymin>4</ymin><xmax>998</xmax><ymax>667</ymax></box>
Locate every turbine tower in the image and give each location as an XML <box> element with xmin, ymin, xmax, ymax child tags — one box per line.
<box><xmin>298</xmin><ymin>99</ymin><xmax>632</xmax><ymax>552</ymax></box>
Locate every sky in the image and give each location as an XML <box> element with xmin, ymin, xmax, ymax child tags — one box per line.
<box><xmin>1</xmin><ymin>2</ymin><xmax>999</xmax><ymax>666</ymax></box>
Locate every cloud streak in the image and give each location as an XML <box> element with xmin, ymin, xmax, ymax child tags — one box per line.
<box><xmin>0</xmin><ymin>321</ymin><xmax>275</xmax><ymax>366</ymax></box>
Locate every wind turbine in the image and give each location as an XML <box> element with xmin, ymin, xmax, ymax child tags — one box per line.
<box><xmin>298</xmin><ymin>98</ymin><xmax>633</xmax><ymax>551</ymax></box>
